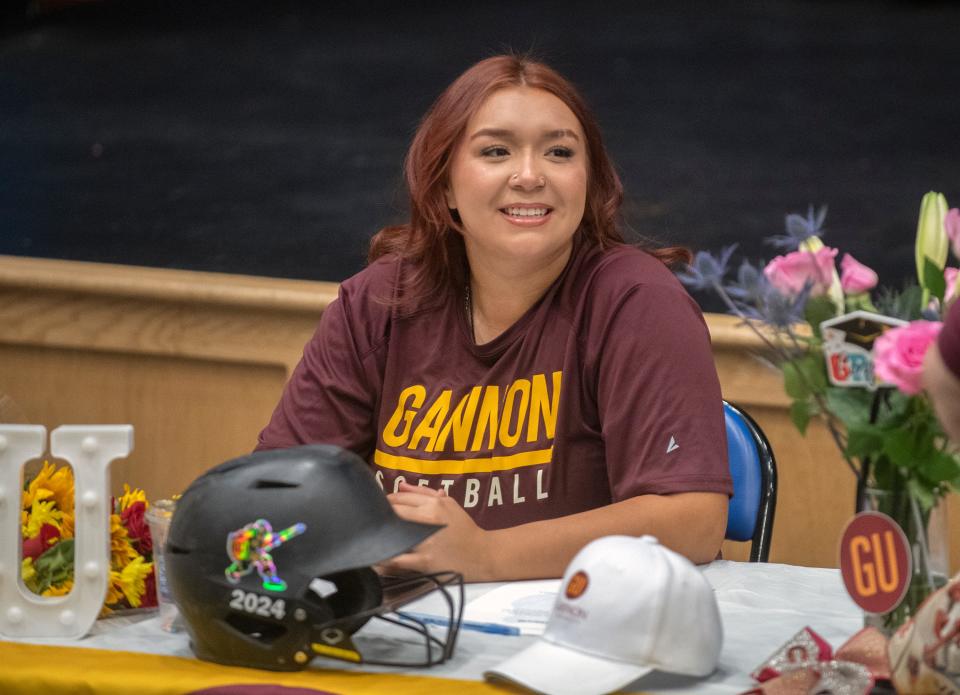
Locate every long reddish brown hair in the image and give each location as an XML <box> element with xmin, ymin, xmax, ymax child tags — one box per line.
<box><xmin>369</xmin><ymin>54</ymin><xmax>690</xmax><ymax>305</ymax></box>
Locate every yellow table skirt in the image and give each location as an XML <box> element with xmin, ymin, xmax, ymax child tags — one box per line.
<box><xmin>0</xmin><ymin>641</ymin><xmax>521</xmax><ymax>695</ymax></box>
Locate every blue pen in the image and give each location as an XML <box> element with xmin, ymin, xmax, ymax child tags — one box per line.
<box><xmin>459</xmin><ymin>619</ymin><xmax>521</xmax><ymax>636</ymax></box>
<box><xmin>398</xmin><ymin>611</ymin><xmax>521</xmax><ymax>636</ymax></box>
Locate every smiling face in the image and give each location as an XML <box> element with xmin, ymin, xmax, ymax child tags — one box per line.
<box><xmin>444</xmin><ymin>86</ymin><xmax>588</xmax><ymax>276</ymax></box>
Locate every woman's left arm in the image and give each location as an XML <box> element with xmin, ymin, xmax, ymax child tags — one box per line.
<box><xmin>382</xmin><ymin>482</ymin><xmax>727</xmax><ymax>581</ymax></box>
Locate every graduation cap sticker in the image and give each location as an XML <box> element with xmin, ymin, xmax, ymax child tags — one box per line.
<box><xmin>820</xmin><ymin>311</ymin><xmax>907</xmax><ymax>390</ymax></box>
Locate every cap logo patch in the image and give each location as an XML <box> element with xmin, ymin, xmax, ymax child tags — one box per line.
<box><xmin>565</xmin><ymin>570</ymin><xmax>589</xmax><ymax>599</ymax></box>
<box><xmin>225</xmin><ymin>518</ymin><xmax>306</xmax><ymax>592</ymax></box>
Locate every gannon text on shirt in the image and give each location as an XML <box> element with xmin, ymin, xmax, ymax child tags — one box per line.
<box><xmin>373</xmin><ymin>371</ymin><xmax>562</xmax><ymax>510</ymax></box>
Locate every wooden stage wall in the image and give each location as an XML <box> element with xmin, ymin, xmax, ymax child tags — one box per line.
<box><xmin>1</xmin><ymin>255</ymin><xmax>955</xmax><ymax>573</ymax></box>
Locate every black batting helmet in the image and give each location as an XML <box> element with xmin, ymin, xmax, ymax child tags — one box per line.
<box><xmin>164</xmin><ymin>445</ymin><xmax>462</xmax><ymax>671</ymax></box>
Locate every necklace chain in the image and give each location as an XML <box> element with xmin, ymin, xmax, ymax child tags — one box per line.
<box><xmin>464</xmin><ymin>283</ymin><xmax>475</xmax><ymax>341</ymax></box>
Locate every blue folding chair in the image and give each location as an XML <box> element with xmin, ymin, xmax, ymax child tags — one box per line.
<box><xmin>723</xmin><ymin>401</ymin><xmax>778</xmax><ymax>562</ymax></box>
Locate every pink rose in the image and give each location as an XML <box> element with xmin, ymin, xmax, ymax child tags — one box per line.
<box><xmin>873</xmin><ymin>320</ymin><xmax>943</xmax><ymax>394</ymax></box>
<box><xmin>946</xmin><ymin>267</ymin><xmax>959</xmax><ymax>302</ymax></box>
<box><xmin>763</xmin><ymin>246</ymin><xmax>839</xmax><ymax>296</ymax></box>
<box><xmin>839</xmin><ymin>253</ymin><xmax>878</xmax><ymax>293</ymax></box>
<box><xmin>946</xmin><ymin>208</ymin><xmax>960</xmax><ymax>259</ymax></box>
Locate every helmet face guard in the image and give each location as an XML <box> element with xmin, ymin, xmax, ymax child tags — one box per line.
<box><xmin>306</xmin><ymin>571</ymin><xmax>463</xmax><ymax>668</ymax></box>
<box><xmin>165</xmin><ymin>445</ymin><xmax>464</xmax><ymax>671</ymax></box>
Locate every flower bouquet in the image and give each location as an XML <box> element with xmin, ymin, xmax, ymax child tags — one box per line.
<box><xmin>680</xmin><ymin>193</ymin><xmax>960</xmax><ymax>632</ymax></box>
<box><xmin>21</xmin><ymin>461</ymin><xmax>157</xmax><ymax>614</ymax></box>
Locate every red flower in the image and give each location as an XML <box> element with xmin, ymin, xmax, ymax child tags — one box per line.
<box><xmin>122</xmin><ymin>501</ymin><xmax>152</xmax><ymax>555</ymax></box>
<box><xmin>22</xmin><ymin>523</ymin><xmax>61</xmax><ymax>561</ymax></box>
<box><xmin>141</xmin><ymin>569</ymin><xmax>158</xmax><ymax>609</ymax></box>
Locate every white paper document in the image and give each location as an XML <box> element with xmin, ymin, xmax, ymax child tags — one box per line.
<box><xmin>461</xmin><ymin>580</ymin><xmax>559</xmax><ymax>635</ymax></box>
<box><xmin>400</xmin><ymin>579</ymin><xmax>560</xmax><ymax>636</ymax></box>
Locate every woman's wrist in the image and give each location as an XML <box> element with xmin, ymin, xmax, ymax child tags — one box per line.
<box><xmin>466</xmin><ymin>527</ymin><xmax>499</xmax><ymax>582</ymax></box>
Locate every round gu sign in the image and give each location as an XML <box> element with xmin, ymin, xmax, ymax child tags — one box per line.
<box><xmin>839</xmin><ymin>511</ymin><xmax>912</xmax><ymax>614</ymax></box>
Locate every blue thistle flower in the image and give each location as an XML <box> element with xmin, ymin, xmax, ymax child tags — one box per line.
<box><xmin>677</xmin><ymin>244</ymin><xmax>738</xmax><ymax>291</ymax></box>
<box><xmin>740</xmin><ymin>282</ymin><xmax>812</xmax><ymax>329</ymax></box>
<box><xmin>724</xmin><ymin>260</ymin><xmax>766</xmax><ymax>304</ymax></box>
<box><xmin>766</xmin><ymin>204</ymin><xmax>828</xmax><ymax>251</ymax></box>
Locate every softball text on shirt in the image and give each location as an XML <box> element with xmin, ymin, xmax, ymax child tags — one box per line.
<box><xmin>373</xmin><ymin>371</ymin><xmax>562</xmax><ymax>508</ymax></box>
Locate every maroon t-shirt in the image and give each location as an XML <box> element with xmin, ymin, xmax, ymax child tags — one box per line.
<box><xmin>939</xmin><ymin>302</ymin><xmax>960</xmax><ymax>378</ymax></box>
<box><xmin>257</xmin><ymin>240</ymin><xmax>732</xmax><ymax>530</ymax></box>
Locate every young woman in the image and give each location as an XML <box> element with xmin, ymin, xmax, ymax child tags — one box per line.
<box><xmin>257</xmin><ymin>55</ymin><xmax>732</xmax><ymax>580</ymax></box>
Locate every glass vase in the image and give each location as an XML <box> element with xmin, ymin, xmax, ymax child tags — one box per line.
<box><xmin>860</xmin><ymin>486</ymin><xmax>949</xmax><ymax>636</ymax></box>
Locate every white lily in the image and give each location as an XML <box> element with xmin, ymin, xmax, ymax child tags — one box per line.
<box><xmin>915</xmin><ymin>191</ymin><xmax>948</xmax><ymax>304</ymax></box>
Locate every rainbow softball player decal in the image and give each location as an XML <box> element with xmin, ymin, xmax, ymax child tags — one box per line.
<box><xmin>225</xmin><ymin>519</ymin><xmax>306</xmax><ymax>591</ymax></box>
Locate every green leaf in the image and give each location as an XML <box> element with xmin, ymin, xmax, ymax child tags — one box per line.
<box><xmin>883</xmin><ymin>428</ymin><xmax>919</xmax><ymax>469</ymax></box>
<box><xmin>790</xmin><ymin>400</ymin><xmax>812</xmax><ymax>435</ymax></box>
<box><xmin>907</xmin><ymin>478</ymin><xmax>936</xmax><ymax>513</ymax></box>
<box><xmin>919</xmin><ymin>451</ymin><xmax>960</xmax><ymax>485</ymax></box>
<box><xmin>922</xmin><ymin>256</ymin><xmax>947</xmax><ymax>304</ymax></box>
<box><xmin>874</xmin><ymin>391</ymin><xmax>912</xmax><ymax>430</ymax></box>
<box><xmin>807</xmin><ymin>354</ymin><xmax>829</xmax><ymax>393</ymax></box>
<box><xmin>846</xmin><ymin>425</ymin><xmax>884</xmax><ymax>459</ymax></box>
<box><xmin>874</xmin><ymin>284</ymin><xmax>924</xmax><ymax>321</ymax></box>
<box><xmin>844</xmin><ymin>292</ymin><xmax>878</xmax><ymax>313</ymax></box>
<box><xmin>785</xmin><ymin>352</ymin><xmax>828</xmax><ymax>397</ymax></box>
<box><xmin>825</xmin><ymin>388</ymin><xmax>874</xmax><ymax>427</ymax></box>
<box><xmin>804</xmin><ymin>296</ymin><xmax>839</xmax><ymax>339</ymax></box>
<box><xmin>33</xmin><ymin>539</ymin><xmax>75</xmax><ymax>593</ymax></box>
<box><xmin>870</xmin><ymin>455</ymin><xmax>898</xmax><ymax>489</ymax></box>
<box><xmin>782</xmin><ymin>361</ymin><xmax>809</xmax><ymax>400</ymax></box>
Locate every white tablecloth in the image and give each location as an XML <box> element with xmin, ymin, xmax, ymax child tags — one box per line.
<box><xmin>11</xmin><ymin>560</ymin><xmax>863</xmax><ymax>694</ymax></box>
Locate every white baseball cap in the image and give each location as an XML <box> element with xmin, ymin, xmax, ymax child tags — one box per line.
<box><xmin>484</xmin><ymin>535</ymin><xmax>722</xmax><ymax>695</ymax></box>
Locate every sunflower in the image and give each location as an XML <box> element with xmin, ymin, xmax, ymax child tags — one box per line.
<box><xmin>42</xmin><ymin>579</ymin><xmax>74</xmax><ymax>597</ymax></box>
<box><xmin>44</xmin><ymin>463</ymin><xmax>74</xmax><ymax>517</ymax></box>
<box><xmin>21</xmin><ymin>461</ymin><xmax>74</xmax><ymax>540</ymax></box>
<box><xmin>110</xmin><ymin>514</ymin><xmax>139</xmax><ymax>568</ymax></box>
<box><xmin>104</xmin><ymin>569</ymin><xmax>125</xmax><ymax>608</ymax></box>
<box><xmin>60</xmin><ymin>509</ymin><xmax>75</xmax><ymax>540</ymax></box>
<box><xmin>20</xmin><ymin>463</ymin><xmax>158</xmax><ymax>610</ymax></box>
<box><xmin>116</xmin><ymin>484</ymin><xmax>148</xmax><ymax>513</ymax></box>
<box><xmin>21</xmin><ymin>461</ymin><xmax>57</xmax><ymax>509</ymax></box>
<box><xmin>21</xmin><ymin>557</ymin><xmax>36</xmax><ymax>588</ymax></box>
<box><xmin>118</xmin><ymin>557</ymin><xmax>153</xmax><ymax>608</ymax></box>
<box><xmin>23</xmin><ymin>499</ymin><xmax>62</xmax><ymax>539</ymax></box>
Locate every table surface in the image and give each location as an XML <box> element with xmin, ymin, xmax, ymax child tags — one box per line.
<box><xmin>1</xmin><ymin>560</ymin><xmax>863</xmax><ymax>695</ymax></box>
